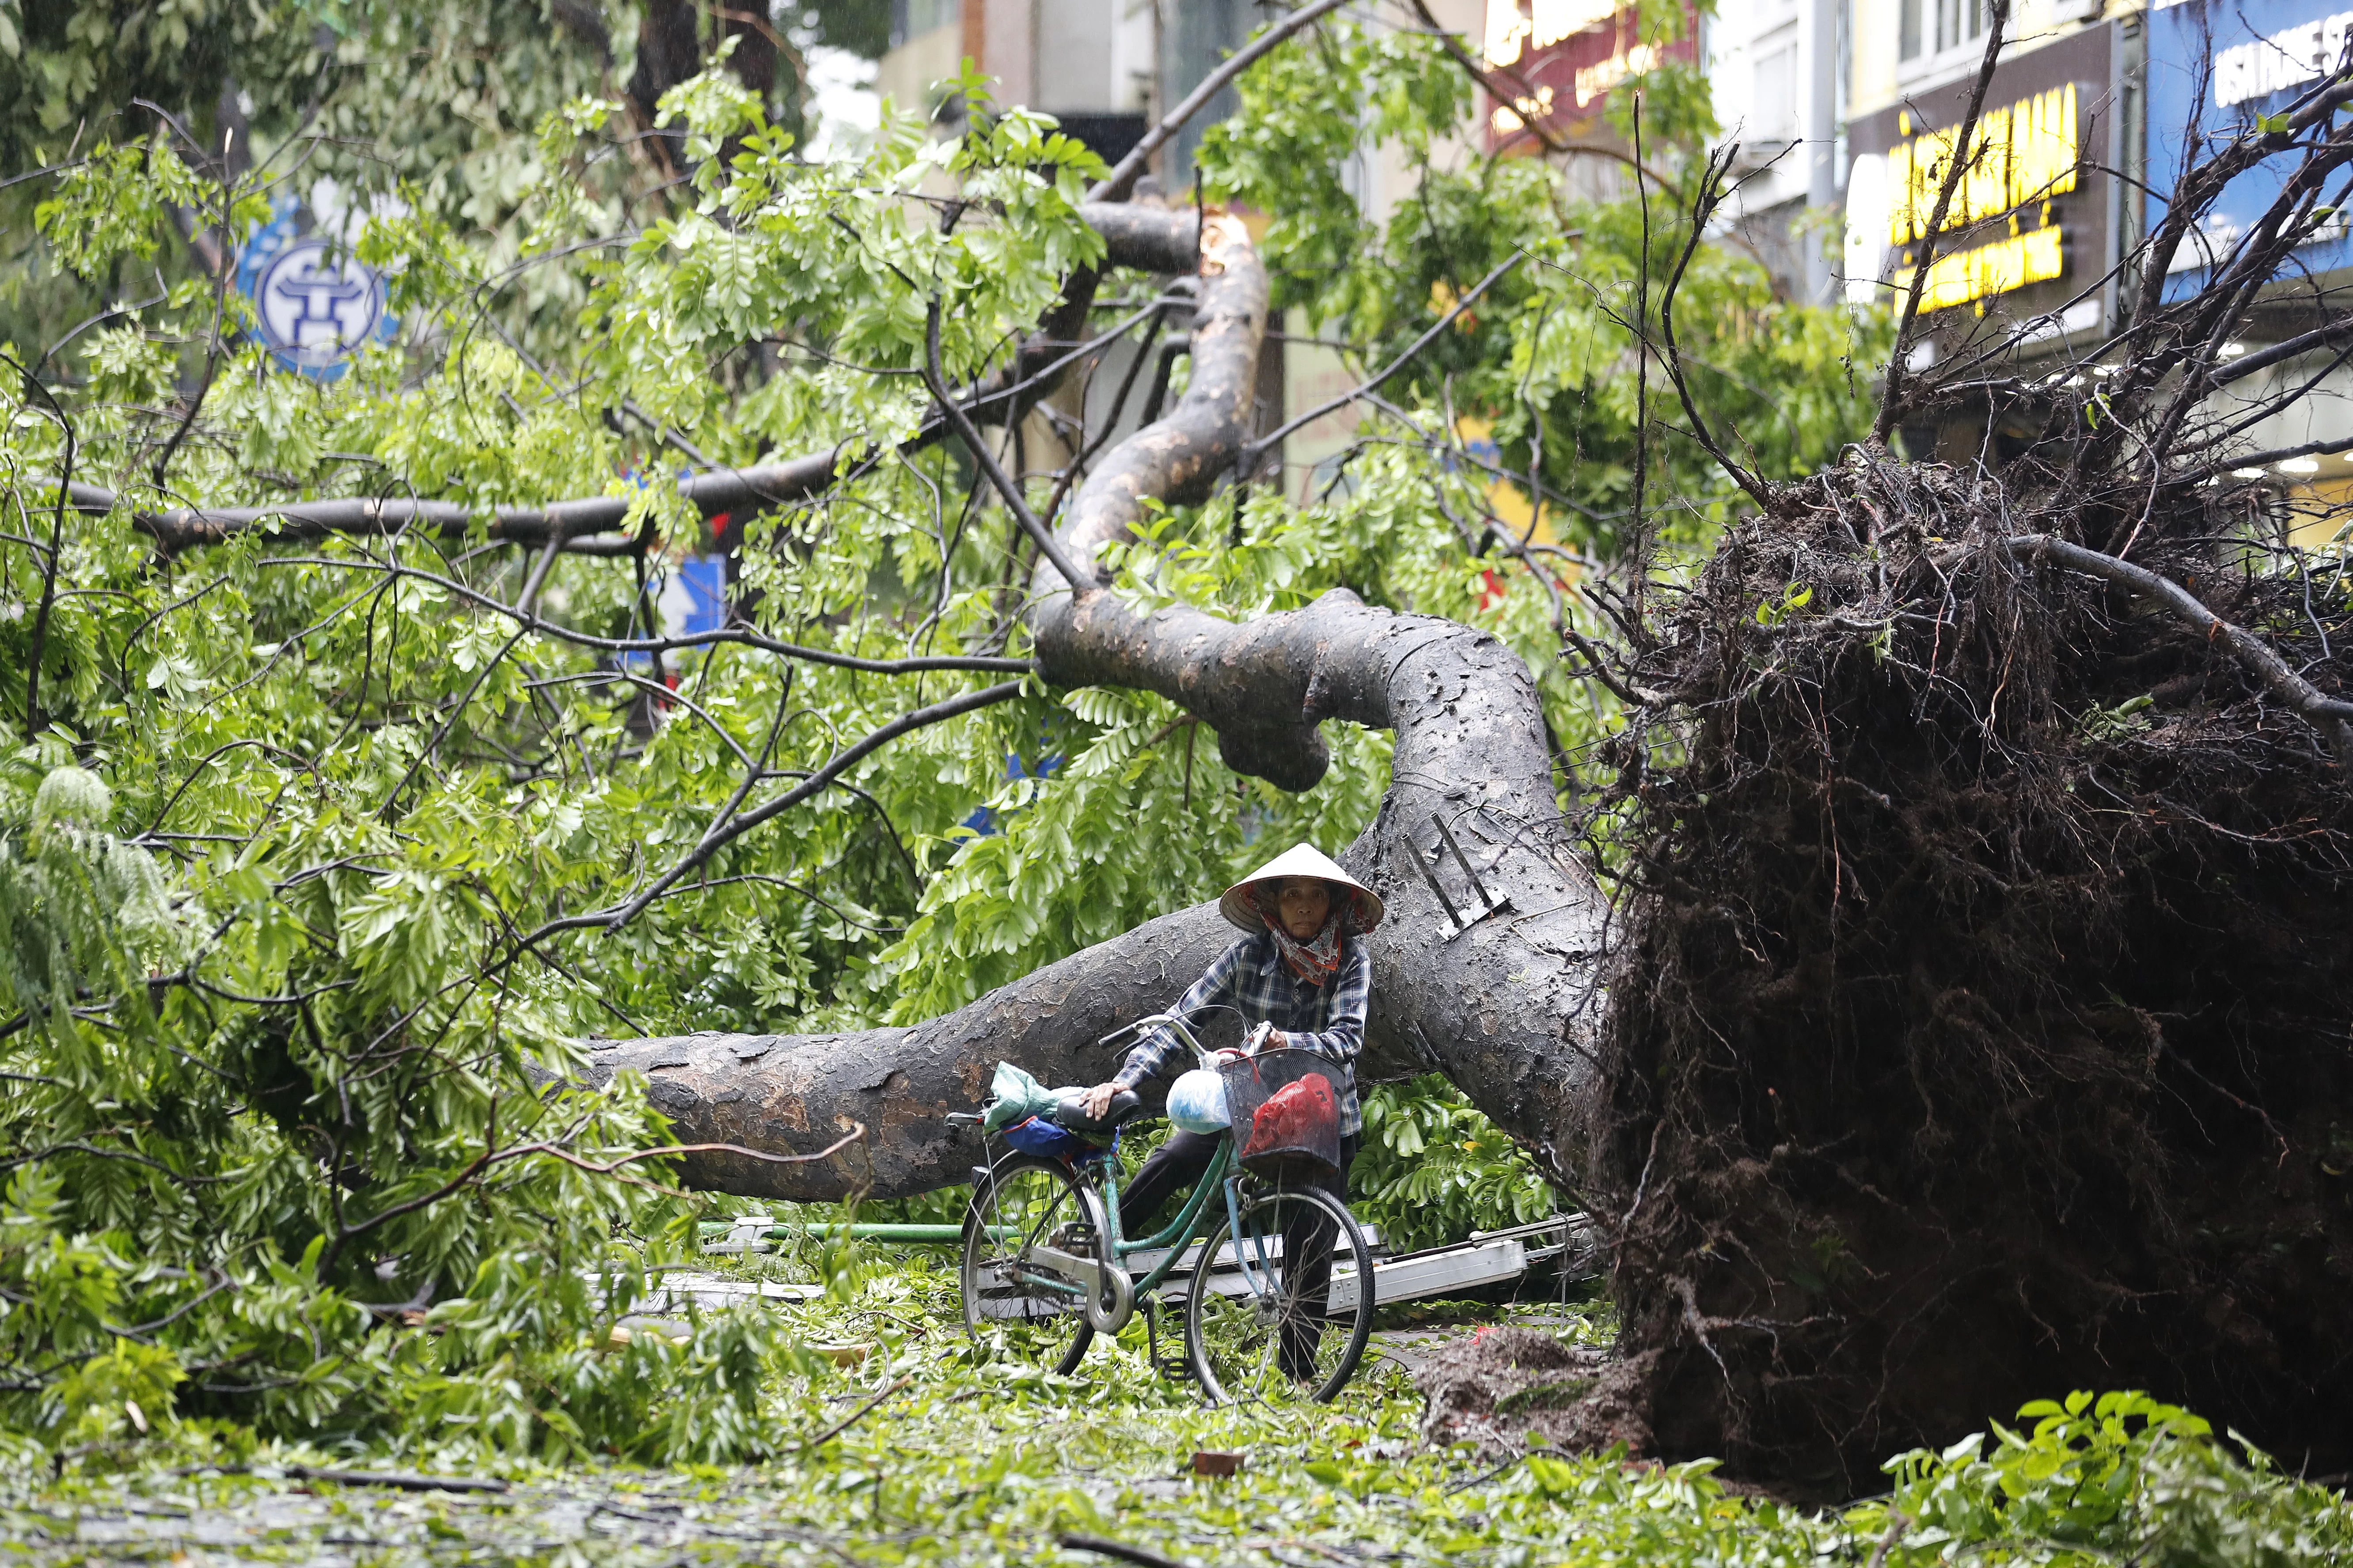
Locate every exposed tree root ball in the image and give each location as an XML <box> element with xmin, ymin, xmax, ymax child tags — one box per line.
<box><xmin>1580</xmin><ymin>459</ymin><xmax>2353</xmax><ymax>1492</ymax></box>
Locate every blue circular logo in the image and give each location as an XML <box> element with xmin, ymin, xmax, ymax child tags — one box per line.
<box><xmin>254</xmin><ymin>238</ymin><xmax>387</xmax><ymax>372</ymax></box>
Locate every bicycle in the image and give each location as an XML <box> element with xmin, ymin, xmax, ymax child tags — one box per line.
<box><xmin>951</xmin><ymin>1013</ymin><xmax>1376</xmax><ymax>1404</ymax></box>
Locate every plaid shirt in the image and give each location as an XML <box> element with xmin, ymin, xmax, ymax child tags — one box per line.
<box><xmin>1113</xmin><ymin>931</ymin><xmax>1372</xmax><ymax>1134</ymax></box>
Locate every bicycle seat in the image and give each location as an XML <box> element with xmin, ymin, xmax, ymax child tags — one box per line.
<box><xmin>1054</xmin><ymin>1088</ymin><xmax>1142</xmax><ymax>1135</ymax></box>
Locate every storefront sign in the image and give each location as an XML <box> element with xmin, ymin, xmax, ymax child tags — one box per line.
<box><xmin>1847</xmin><ymin>24</ymin><xmax>2113</xmax><ymax>323</ymax></box>
<box><xmin>1479</xmin><ymin>1</ymin><xmax>1695</xmax><ymax>147</ymax></box>
<box><xmin>1897</xmin><ymin>225</ymin><xmax>2068</xmax><ymax>312</ymax></box>
<box><xmin>1886</xmin><ymin>84</ymin><xmax>2081</xmax><ymax>245</ymax></box>
<box><xmin>2210</xmin><ymin>7</ymin><xmax>2353</xmax><ymax>105</ymax></box>
<box><xmin>2148</xmin><ymin>0</ymin><xmax>2353</xmax><ymax>295</ymax></box>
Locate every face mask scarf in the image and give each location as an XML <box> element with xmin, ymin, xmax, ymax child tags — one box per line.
<box><xmin>1250</xmin><ymin>885</ymin><xmax>1364</xmax><ymax>984</ymax></box>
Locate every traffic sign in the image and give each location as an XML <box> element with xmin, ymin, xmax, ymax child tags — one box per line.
<box><xmin>236</xmin><ymin>194</ymin><xmax>395</xmax><ymax>377</ymax></box>
<box><xmin>253</xmin><ymin>238</ymin><xmax>387</xmax><ymax>374</ymax></box>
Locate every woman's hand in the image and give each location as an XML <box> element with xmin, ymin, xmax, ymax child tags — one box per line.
<box><xmin>1080</xmin><ymin>1082</ymin><xmax>1122</xmax><ymax>1121</ymax></box>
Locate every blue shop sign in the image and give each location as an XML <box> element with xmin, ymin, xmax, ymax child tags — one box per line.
<box><xmin>2148</xmin><ymin>0</ymin><xmax>2353</xmax><ymax>297</ymax></box>
<box><xmin>236</xmin><ymin>193</ymin><xmax>397</xmax><ymax>377</ymax></box>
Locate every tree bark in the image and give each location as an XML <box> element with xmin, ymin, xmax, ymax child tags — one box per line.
<box><xmin>623</xmin><ymin>0</ymin><xmax>702</xmax><ymax>179</ymax></box>
<box><xmin>585</xmin><ymin>210</ymin><xmax>1610</xmax><ymax>1202</ymax></box>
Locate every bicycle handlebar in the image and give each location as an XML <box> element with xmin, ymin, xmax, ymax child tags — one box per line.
<box><xmin>1099</xmin><ymin>1011</ymin><xmax>1282</xmax><ymax>1071</ymax></box>
<box><xmin>965</xmin><ymin>1013</ymin><xmax>1284</xmax><ymax>1123</ymax></box>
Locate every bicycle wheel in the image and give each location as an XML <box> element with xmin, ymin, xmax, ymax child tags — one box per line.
<box><xmin>960</xmin><ymin>1154</ymin><xmax>1105</xmax><ymax>1375</ymax></box>
<box><xmin>1184</xmin><ymin>1181</ymin><xmax>1374</xmax><ymax>1404</ymax></box>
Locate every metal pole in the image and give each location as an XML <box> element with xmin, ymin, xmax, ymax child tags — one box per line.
<box><xmin>1805</xmin><ymin>0</ymin><xmax>1842</xmax><ymax>304</ymax></box>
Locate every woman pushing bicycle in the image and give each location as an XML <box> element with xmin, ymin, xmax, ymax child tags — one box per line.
<box><xmin>1076</xmin><ymin>842</ymin><xmax>1385</xmax><ymax>1382</ymax></box>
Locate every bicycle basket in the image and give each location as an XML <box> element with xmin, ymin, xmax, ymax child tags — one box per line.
<box><xmin>1219</xmin><ymin>1048</ymin><xmax>1343</xmax><ymax>1179</ymax></box>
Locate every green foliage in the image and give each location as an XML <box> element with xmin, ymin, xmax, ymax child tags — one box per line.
<box><xmin>1355</xmin><ymin>1077</ymin><xmax>1555</xmax><ymax>1253</ymax></box>
<box><xmin>1197</xmin><ymin>12</ymin><xmax>1890</xmax><ymax>553</ymax></box>
<box><xmin>0</xmin><ymin>0</ymin><xmax>1879</xmax><ymax>1466</ymax></box>
<box><xmin>1753</xmin><ymin>580</ymin><xmax>1813</xmax><ymax>627</ymax></box>
<box><xmin>2080</xmin><ymin>693</ymin><xmax>2156</xmax><ymax>742</ymax></box>
<box><xmin>0</xmin><ymin>68</ymin><xmax>1141</xmax><ymax>1453</ymax></box>
<box><xmin>6</xmin><ymin>1270</ymin><xmax>2347</xmax><ymax>1568</ymax></box>
<box><xmin>0</xmin><ymin>0</ymin><xmax>282</xmax><ymax>169</ymax></box>
<box><xmin>0</xmin><ymin>2</ymin><xmax>627</xmax><ymax>364</ymax></box>
<box><xmin>1853</xmin><ymin>1390</ymin><xmax>2353</xmax><ymax>1566</ymax></box>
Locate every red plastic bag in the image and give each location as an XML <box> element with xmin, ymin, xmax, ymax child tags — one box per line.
<box><xmin>1240</xmin><ymin>1073</ymin><xmax>1337</xmax><ymax>1165</ymax></box>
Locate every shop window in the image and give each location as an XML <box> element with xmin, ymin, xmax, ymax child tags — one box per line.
<box><xmin>1939</xmin><ymin>0</ymin><xmax>1988</xmax><ymax>54</ymax></box>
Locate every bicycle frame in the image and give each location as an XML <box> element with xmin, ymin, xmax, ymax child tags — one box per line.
<box><xmin>981</xmin><ymin>1011</ymin><xmax>1291</xmax><ymax>1333</ymax></box>
<box><xmin>1085</xmin><ymin>1012</ymin><xmax>1277</xmax><ymax>1310</ymax></box>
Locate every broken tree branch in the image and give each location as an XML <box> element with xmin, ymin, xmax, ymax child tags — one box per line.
<box><xmin>1659</xmin><ymin>145</ymin><xmax>1773</xmax><ymax>512</ymax></box>
<box><xmin>2008</xmin><ymin>533</ymin><xmax>2353</xmax><ymax>766</ymax></box>
<box><xmin>1875</xmin><ymin>0</ymin><xmax>2011</xmax><ymax>444</ymax></box>
<box><xmin>526</xmin><ymin>678</ymin><xmax>1028</xmax><ymax>943</ymax></box>
<box><xmin>61</xmin><ymin>207</ymin><xmax>1207</xmax><ymax>558</ymax></box>
<box><xmin>920</xmin><ymin>300</ymin><xmax>1096</xmax><ymax>591</ymax></box>
<box><xmin>1241</xmin><ymin>249</ymin><xmax>1526</xmax><ymax>467</ymax></box>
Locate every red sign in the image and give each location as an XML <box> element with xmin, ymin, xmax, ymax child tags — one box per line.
<box><xmin>1480</xmin><ymin>1</ymin><xmax>1697</xmax><ymax>152</ymax></box>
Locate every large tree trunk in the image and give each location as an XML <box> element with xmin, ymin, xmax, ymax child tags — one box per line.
<box><xmin>590</xmin><ymin>585</ymin><xmax>1607</xmax><ymax>1198</ymax></box>
<box><xmin>584</xmin><ymin>208</ymin><xmax>1609</xmax><ymax>1201</ymax></box>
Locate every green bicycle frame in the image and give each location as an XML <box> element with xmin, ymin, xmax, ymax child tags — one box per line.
<box><xmin>999</xmin><ymin>1133</ymin><xmax>1264</xmax><ymax>1322</ymax></box>
<box><xmin>1088</xmin><ymin>1023</ymin><xmax>1284</xmax><ymax>1305</ymax></box>
<box><xmin>1094</xmin><ymin>1136</ymin><xmax>1242</xmax><ymax>1300</ymax></box>
<box><xmin>1002</xmin><ymin>1010</ymin><xmax>1283</xmax><ymax>1317</ymax></box>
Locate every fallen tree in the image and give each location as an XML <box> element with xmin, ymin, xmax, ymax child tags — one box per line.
<box><xmin>584</xmin><ymin>207</ymin><xmax>1613</xmax><ymax>1202</ymax></box>
<box><xmin>13</xmin><ymin>1</ymin><xmax>2351</xmax><ymax>1489</ymax></box>
<box><xmin>588</xmin><ymin>30</ymin><xmax>2353</xmax><ymax>1489</ymax></box>
<box><xmin>8</xmin><ymin>18</ymin><xmax>1693</xmax><ymax>1454</ymax></box>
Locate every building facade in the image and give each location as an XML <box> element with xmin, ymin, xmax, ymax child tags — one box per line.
<box><xmin>874</xmin><ymin>2</ymin><xmax>2352</xmax><ymax>505</ymax></box>
<box><xmin>2144</xmin><ymin>0</ymin><xmax>2353</xmax><ymax>514</ymax></box>
<box><xmin>1837</xmin><ymin>0</ymin><xmax>2126</xmax><ymax>382</ymax></box>
<box><xmin>1834</xmin><ymin>0</ymin><xmax>2350</xmax><ymax>494</ymax></box>
<box><xmin>1708</xmin><ymin>0</ymin><xmax>1845</xmax><ymax>300</ymax></box>
<box><xmin>880</xmin><ymin>0</ymin><xmax>1157</xmax><ymax>166</ymax></box>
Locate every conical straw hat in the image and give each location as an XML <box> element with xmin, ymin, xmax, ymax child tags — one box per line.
<box><xmin>1217</xmin><ymin>842</ymin><xmax>1386</xmax><ymax>933</ymax></box>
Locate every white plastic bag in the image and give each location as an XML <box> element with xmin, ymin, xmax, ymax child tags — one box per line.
<box><xmin>1166</xmin><ymin>1067</ymin><xmax>1231</xmax><ymax>1134</ymax></box>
